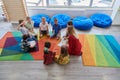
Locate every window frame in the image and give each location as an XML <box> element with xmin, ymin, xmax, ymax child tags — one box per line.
<box><xmin>25</xmin><ymin>0</ymin><xmax>116</xmax><ymax>8</ymax></box>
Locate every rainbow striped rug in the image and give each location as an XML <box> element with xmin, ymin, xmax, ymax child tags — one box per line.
<box><xmin>79</xmin><ymin>34</ymin><xmax>120</xmax><ymax>67</ymax></box>
<box><xmin>0</xmin><ymin>31</ymin><xmax>60</xmax><ymax>61</ymax></box>
<box><xmin>0</xmin><ymin>31</ymin><xmax>120</xmax><ymax>67</ymax></box>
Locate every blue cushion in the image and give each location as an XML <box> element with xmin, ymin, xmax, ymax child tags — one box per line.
<box><xmin>73</xmin><ymin>16</ymin><xmax>93</xmax><ymax>30</ymax></box>
<box><xmin>31</xmin><ymin>14</ymin><xmax>51</xmax><ymax>28</ymax></box>
<box><xmin>90</xmin><ymin>13</ymin><xmax>112</xmax><ymax>28</ymax></box>
<box><xmin>50</xmin><ymin>14</ymin><xmax>71</xmax><ymax>29</ymax></box>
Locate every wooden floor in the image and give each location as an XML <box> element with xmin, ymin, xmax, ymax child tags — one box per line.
<box><xmin>0</xmin><ymin>57</ymin><xmax>120</xmax><ymax>80</ymax></box>
<box><xmin>0</xmin><ymin>22</ymin><xmax>120</xmax><ymax>80</ymax></box>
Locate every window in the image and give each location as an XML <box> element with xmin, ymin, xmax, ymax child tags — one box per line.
<box><xmin>48</xmin><ymin>0</ymin><xmax>68</xmax><ymax>6</ymax></box>
<box><xmin>25</xmin><ymin>0</ymin><xmax>115</xmax><ymax>8</ymax></box>
<box><xmin>26</xmin><ymin>0</ymin><xmax>46</xmax><ymax>6</ymax></box>
<box><xmin>71</xmin><ymin>0</ymin><xmax>90</xmax><ymax>6</ymax></box>
<box><xmin>92</xmin><ymin>0</ymin><xmax>114</xmax><ymax>7</ymax></box>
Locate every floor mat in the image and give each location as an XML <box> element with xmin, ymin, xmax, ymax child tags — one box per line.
<box><xmin>79</xmin><ymin>34</ymin><xmax>120</xmax><ymax>67</ymax></box>
<box><xmin>0</xmin><ymin>31</ymin><xmax>60</xmax><ymax>60</ymax></box>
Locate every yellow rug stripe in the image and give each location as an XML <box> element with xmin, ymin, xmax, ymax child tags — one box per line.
<box><xmin>0</xmin><ymin>48</ymin><xmax>2</xmax><ymax>55</ymax></box>
<box><xmin>86</xmin><ymin>35</ymin><xmax>96</xmax><ymax>64</ymax></box>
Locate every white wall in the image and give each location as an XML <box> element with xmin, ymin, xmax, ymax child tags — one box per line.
<box><xmin>27</xmin><ymin>7</ymin><xmax>112</xmax><ymax>18</ymax></box>
<box><xmin>111</xmin><ymin>0</ymin><xmax>120</xmax><ymax>25</ymax></box>
<box><xmin>112</xmin><ymin>7</ymin><xmax>120</xmax><ymax>25</ymax></box>
<box><xmin>111</xmin><ymin>0</ymin><xmax>120</xmax><ymax>20</ymax></box>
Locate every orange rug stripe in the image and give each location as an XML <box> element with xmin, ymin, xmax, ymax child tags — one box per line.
<box><xmin>0</xmin><ymin>32</ymin><xmax>13</xmax><ymax>48</ymax></box>
<box><xmin>31</xmin><ymin>37</ymin><xmax>60</xmax><ymax>60</ymax></box>
<box><xmin>81</xmin><ymin>35</ymin><xmax>95</xmax><ymax>66</ymax></box>
<box><xmin>78</xmin><ymin>34</ymin><xmax>85</xmax><ymax>51</ymax></box>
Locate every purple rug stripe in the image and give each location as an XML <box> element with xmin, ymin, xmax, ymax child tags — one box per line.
<box><xmin>4</xmin><ymin>37</ymin><xmax>18</xmax><ymax>48</ymax></box>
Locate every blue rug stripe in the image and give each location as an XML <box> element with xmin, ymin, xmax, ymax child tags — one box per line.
<box><xmin>114</xmin><ymin>35</ymin><xmax>120</xmax><ymax>45</ymax></box>
<box><xmin>14</xmin><ymin>37</ymin><xmax>22</xmax><ymax>43</ymax></box>
<box><xmin>96</xmin><ymin>35</ymin><xmax>119</xmax><ymax>63</ymax></box>
<box><xmin>105</xmin><ymin>35</ymin><xmax>120</xmax><ymax>63</ymax></box>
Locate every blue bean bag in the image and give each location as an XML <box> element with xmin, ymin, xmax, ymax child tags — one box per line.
<box><xmin>31</xmin><ymin>14</ymin><xmax>51</xmax><ymax>28</ymax></box>
<box><xmin>90</xmin><ymin>13</ymin><xmax>112</xmax><ymax>28</ymax></box>
<box><xmin>73</xmin><ymin>16</ymin><xmax>93</xmax><ymax>30</ymax></box>
<box><xmin>50</xmin><ymin>14</ymin><xmax>71</xmax><ymax>28</ymax></box>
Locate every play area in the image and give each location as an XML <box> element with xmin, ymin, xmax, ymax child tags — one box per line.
<box><xmin>0</xmin><ymin>0</ymin><xmax>120</xmax><ymax>80</ymax></box>
<box><xmin>0</xmin><ymin>31</ymin><xmax>120</xmax><ymax>67</ymax></box>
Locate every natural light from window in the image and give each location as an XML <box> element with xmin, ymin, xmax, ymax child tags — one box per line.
<box><xmin>92</xmin><ymin>0</ymin><xmax>114</xmax><ymax>7</ymax></box>
<box><xmin>49</xmin><ymin>0</ymin><xmax>68</xmax><ymax>6</ymax></box>
<box><xmin>25</xmin><ymin>0</ymin><xmax>115</xmax><ymax>7</ymax></box>
<box><xmin>71</xmin><ymin>0</ymin><xmax>90</xmax><ymax>6</ymax></box>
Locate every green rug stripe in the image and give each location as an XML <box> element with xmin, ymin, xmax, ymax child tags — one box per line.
<box><xmin>20</xmin><ymin>53</ymin><xmax>34</xmax><ymax>60</ymax></box>
<box><xmin>96</xmin><ymin>37</ymin><xmax>120</xmax><ymax>67</ymax></box>
<box><xmin>0</xmin><ymin>54</ymin><xmax>23</xmax><ymax>61</ymax></box>
<box><xmin>0</xmin><ymin>49</ymin><xmax>22</xmax><ymax>56</ymax></box>
<box><xmin>12</xmin><ymin>31</ymin><xmax>22</xmax><ymax>37</ymax></box>
<box><xmin>96</xmin><ymin>35</ymin><xmax>119</xmax><ymax>62</ymax></box>
<box><xmin>95</xmin><ymin>36</ymin><xmax>108</xmax><ymax>66</ymax></box>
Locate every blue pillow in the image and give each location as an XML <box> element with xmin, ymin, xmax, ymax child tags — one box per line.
<box><xmin>73</xmin><ymin>16</ymin><xmax>93</xmax><ymax>30</ymax></box>
<box><xmin>90</xmin><ymin>13</ymin><xmax>112</xmax><ymax>28</ymax></box>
